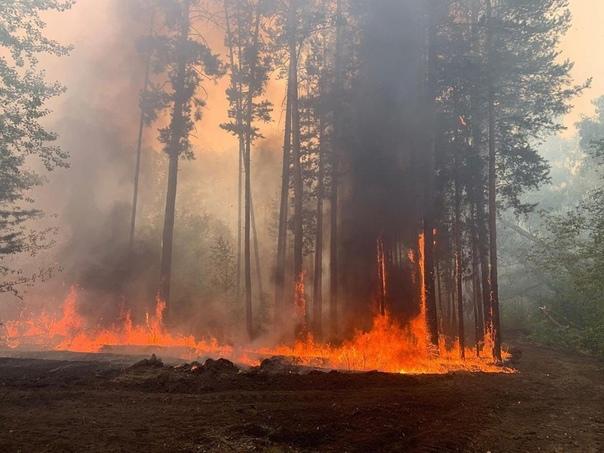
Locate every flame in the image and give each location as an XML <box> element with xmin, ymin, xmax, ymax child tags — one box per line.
<box><xmin>376</xmin><ymin>237</ymin><xmax>387</xmax><ymax>314</ymax></box>
<box><xmin>412</xmin><ymin>232</ymin><xmax>429</xmax><ymax>353</ymax></box>
<box><xmin>261</xmin><ymin>311</ymin><xmax>509</xmax><ymax>374</ymax></box>
<box><xmin>4</xmin><ymin>280</ymin><xmax>511</xmax><ymax>374</ymax></box>
<box><xmin>4</xmin><ymin>287</ymin><xmax>232</xmax><ymax>359</ymax></box>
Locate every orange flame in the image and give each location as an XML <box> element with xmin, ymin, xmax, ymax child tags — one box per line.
<box><xmin>4</xmin><ymin>287</ymin><xmax>232</xmax><ymax>359</ymax></box>
<box><xmin>4</xmin><ymin>279</ymin><xmax>511</xmax><ymax>374</ymax></box>
<box><xmin>261</xmin><ymin>311</ymin><xmax>509</xmax><ymax>373</ymax></box>
<box><xmin>376</xmin><ymin>236</ymin><xmax>387</xmax><ymax>314</ymax></box>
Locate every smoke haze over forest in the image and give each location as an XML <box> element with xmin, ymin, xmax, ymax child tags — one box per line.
<box><xmin>1</xmin><ymin>1</ymin><xmax>604</xmax><ymax>450</ymax></box>
<box><xmin>1</xmin><ymin>0</ymin><xmax>603</xmax><ymax>358</ymax></box>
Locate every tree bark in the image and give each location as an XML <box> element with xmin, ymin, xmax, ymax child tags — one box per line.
<box><xmin>329</xmin><ymin>0</ymin><xmax>343</xmax><ymax>338</ymax></box>
<box><xmin>223</xmin><ymin>0</ymin><xmax>244</xmax><ymax>304</ymax></box>
<box><xmin>423</xmin><ymin>3</ymin><xmax>440</xmax><ymax>349</ymax></box>
<box><xmin>470</xmin><ymin>203</ymin><xmax>484</xmax><ymax>356</ymax></box>
<box><xmin>435</xmin><ymin>256</ymin><xmax>443</xmax><ymax>334</ymax></box>
<box><xmin>159</xmin><ymin>0</ymin><xmax>190</xmax><ymax>306</ymax></box>
<box><xmin>454</xmin><ymin>154</ymin><xmax>465</xmax><ymax>359</ymax></box>
<box><xmin>289</xmin><ymin>0</ymin><xmax>304</xmax><ymax>308</ymax></box>
<box><xmin>486</xmin><ymin>0</ymin><xmax>502</xmax><ymax>361</ymax></box>
<box><xmin>274</xmin><ymin>37</ymin><xmax>293</xmax><ymax>325</ymax></box>
<box><xmin>313</xmin><ymin>82</ymin><xmax>326</xmax><ymax>338</ymax></box>
<box><xmin>251</xmin><ymin>194</ymin><xmax>265</xmax><ymax>317</ymax></box>
<box><xmin>242</xmin><ymin>3</ymin><xmax>263</xmax><ymax>339</ymax></box>
<box><xmin>468</xmin><ymin>0</ymin><xmax>491</xmax><ymax>337</ymax></box>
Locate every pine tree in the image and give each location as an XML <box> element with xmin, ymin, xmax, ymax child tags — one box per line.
<box><xmin>142</xmin><ymin>0</ymin><xmax>222</xmax><ymax>306</ymax></box>
<box><xmin>222</xmin><ymin>0</ymin><xmax>273</xmax><ymax>338</ymax></box>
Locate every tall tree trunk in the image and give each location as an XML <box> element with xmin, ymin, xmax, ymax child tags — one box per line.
<box><xmin>448</xmin><ymin>259</ymin><xmax>456</xmax><ymax>337</ymax></box>
<box><xmin>244</xmin><ymin>123</ymin><xmax>253</xmax><ymax>337</ymax></box>
<box><xmin>486</xmin><ymin>0</ymin><xmax>502</xmax><ymax>361</ymax></box>
<box><xmin>289</xmin><ymin>0</ymin><xmax>304</xmax><ymax>308</ymax></box>
<box><xmin>475</xmin><ymin>196</ymin><xmax>491</xmax><ymax>333</ymax></box>
<box><xmin>471</xmin><ymin>204</ymin><xmax>484</xmax><ymax>356</ymax></box>
<box><xmin>467</xmin><ymin>0</ymin><xmax>492</xmax><ymax>338</ymax></box>
<box><xmin>313</xmin><ymin>92</ymin><xmax>325</xmax><ymax>338</ymax></box>
<box><xmin>423</xmin><ymin>2</ymin><xmax>439</xmax><ymax>349</ymax></box>
<box><xmin>435</xmin><ymin>256</ymin><xmax>443</xmax><ymax>335</ymax></box>
<box><xmin>223</xmin><ymin>0</ymin><xmax>244</xmax><ymax>305</ymax></box>
<box><xmin>454</xmin><ymin>157</ymin><xmax>465</xmax><ymax>359</ymax></box>
<box><xmin>242</xmin><ymin>3</ymin><xmax>263</xmax><ymax>339</ymax></box>
<box><xmin>129</xmin><ymin>11</ymin><xmax>154</xmax><ymax>251</ymax></box>
<box><xmin>329</xmin><ymin>0</ymin><xmax>343</xmax><ymax>338</ymax></box>
<box><xmin>237</xmin><ymin>139</ymin><xmax>243</xmax><ymax>302</ymax></box>
<box><xmin>274</xmin><ymin>79</ymin><xmax>293</xmax><ymax>323</ymax></box>
<box><xmin>159</xmin><ymin>0</ymin><xmax>190</xmax><ymax>305</ymax></box>
<box><xmin>251</xmin><ymin>194</ymin><xmax>265</xmax><ymax>317</ymax></box>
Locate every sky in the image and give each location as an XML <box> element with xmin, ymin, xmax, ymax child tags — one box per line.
<box><xmin>42</xmin><ymin>0</ymin><xmax>604</xmax><ymax>141</ymax></box>
<box><xmin>560</xmin><ymin>0</ymin><xmax>604</xmax><ymax>136</ymax></box>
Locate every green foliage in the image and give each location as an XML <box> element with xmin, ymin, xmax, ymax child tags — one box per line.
<box><xmin>512</xmin><ymin>97</ymin><xmax>604</xmax><ymax>356</ymax></box>
<box><xmin>530</xmin><ymin>186</ymin><xmax>604</xmax><ymax>354</ymax></box>
<box><xmin>209</xmin><ymin>236</ymin><xmax>236</xmax><ymax>295</ymax></box>
<box><xmin>492</xmin><ymin>0</ymin><xmax>588</xmax><ymax>214</ymax></box>
<box><xmin>0</xmin><ymin>0</ymin><xmax>72</xmax><ymax>295</ymax></box>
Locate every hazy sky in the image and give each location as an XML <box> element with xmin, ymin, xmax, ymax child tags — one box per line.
<box><xmin>561</xmin><ymin>0</ymin><xmax>604</xmax><ymax>136</ymax></box>
<box><xmin>43</xmin><ymin>0</ymin><xmax>604</xmax><ymax>143</ymax></box>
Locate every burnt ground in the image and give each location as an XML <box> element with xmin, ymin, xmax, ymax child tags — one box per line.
<box><xmin>0</xmin><ymin>339</ymin><xmax>602</xmax><ymax>452</ymax></box>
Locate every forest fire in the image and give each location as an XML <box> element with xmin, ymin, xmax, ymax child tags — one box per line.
<box><xmin>1</xmin><ymin>0</ymin><xmax>601</xmax><ymax>450</ymax></box>
<box><xmin>3</xmin><ymin>286</ymin><xmax>511</xmax><ymax>374</ymax></box>
<box><xmin>3</xmin><ymin>287</ymin><xmax>232</xmax><ymax>360</ymax></box>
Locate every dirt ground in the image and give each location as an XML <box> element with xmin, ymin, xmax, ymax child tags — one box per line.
<box><xmin>0</xmin><ymin>339</ymin><xmax>602</xmax><ymax>452</ymax></box>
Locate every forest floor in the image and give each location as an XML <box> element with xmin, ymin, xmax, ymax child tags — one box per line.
<box><xmin>0</xmin><ymin>337</ymin><xmax>602</xmax><ymax>452</ymax></box>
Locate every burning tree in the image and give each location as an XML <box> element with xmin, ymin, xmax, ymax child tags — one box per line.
<box><xmin>269</xmin><ymin>0</ymin><xmax>583</xmax><ymax>359</ymax></box>
<box><xmin>2</xmin><ymin>0</ymin><xmax>587</xmax><ymax>370</ymax></box>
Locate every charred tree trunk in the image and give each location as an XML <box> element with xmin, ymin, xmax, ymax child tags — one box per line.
<box><xmin>448</xmin><ymin>258</ymin><xmax>456</xmax><ymax>337</ymax></box>
<box><xmin>470</xmin><ymin>204</ymin><xmax>484</xmax><ymax>355</ymax></box>
<box><xmin>313</xmin><ymin>91</ymin><xmax>326</xmax><ymax>338</ymax></box>
<box><xmin>468</xmin><ymin>0</ymin><xmax>491</xmax><ymax>339</ymax></box>
<box><xmin>289</xmin><ymin>0</ymin><xmax>304</xmax><ymax>309</ymax></box>
<box><xmin>329</xmin><ymin>0</ymin><xmax>343</xmax><ymax>338</ymax></box>
<box><xmin>312</xmin><ymin>145</ymin><xmax>324</xmax><ymax>337</ymax></box>
<box><xmin>275</xmin><ymin>83</ymin><xmax>292</xmax><ymax>323</ymax></box>
<box><xmin>423</xmin><ymin>4</ymin><xmax>440</xmax><ymax>349</ymax></box>
<box><xmin>453</xmin><ymin>157</ymin><xmax>465</xmax><ymax>359</ymax></box>
<box><xmin>475</xmin><ymin>196</ymin><xmax>491</xmax><ymax>334</ymax></box>
<box><xmin>435</xmin><ymin>255</ymin><xmax>443</xmax><ymax>334</ymax></box>
<box><xmin>486</xmin><ymin>0</ymin><xmax>502</xmax><ymax>361</ymax></box>
<box><xmin>159</xmin><ymin>0</ymin><xmax>190</xmax><ymax>306</ymax></box>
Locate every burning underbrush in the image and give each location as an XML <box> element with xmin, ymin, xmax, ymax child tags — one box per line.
<box><xmin>1</xmin><ymin>287</ymin><xmax>512</xmax><ymax>375</ymax></box>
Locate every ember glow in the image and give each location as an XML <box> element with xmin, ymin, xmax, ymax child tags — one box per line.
<box><xmin>3</xmin><ymin>285</ymin><xmax>511</xmax><ymax>374</ymax></box>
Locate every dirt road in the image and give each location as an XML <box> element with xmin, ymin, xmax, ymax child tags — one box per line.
<box><xmin>0</xmin><ymin>340</ymin><xmax>602</xmax><ymax>452</ymax></box>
